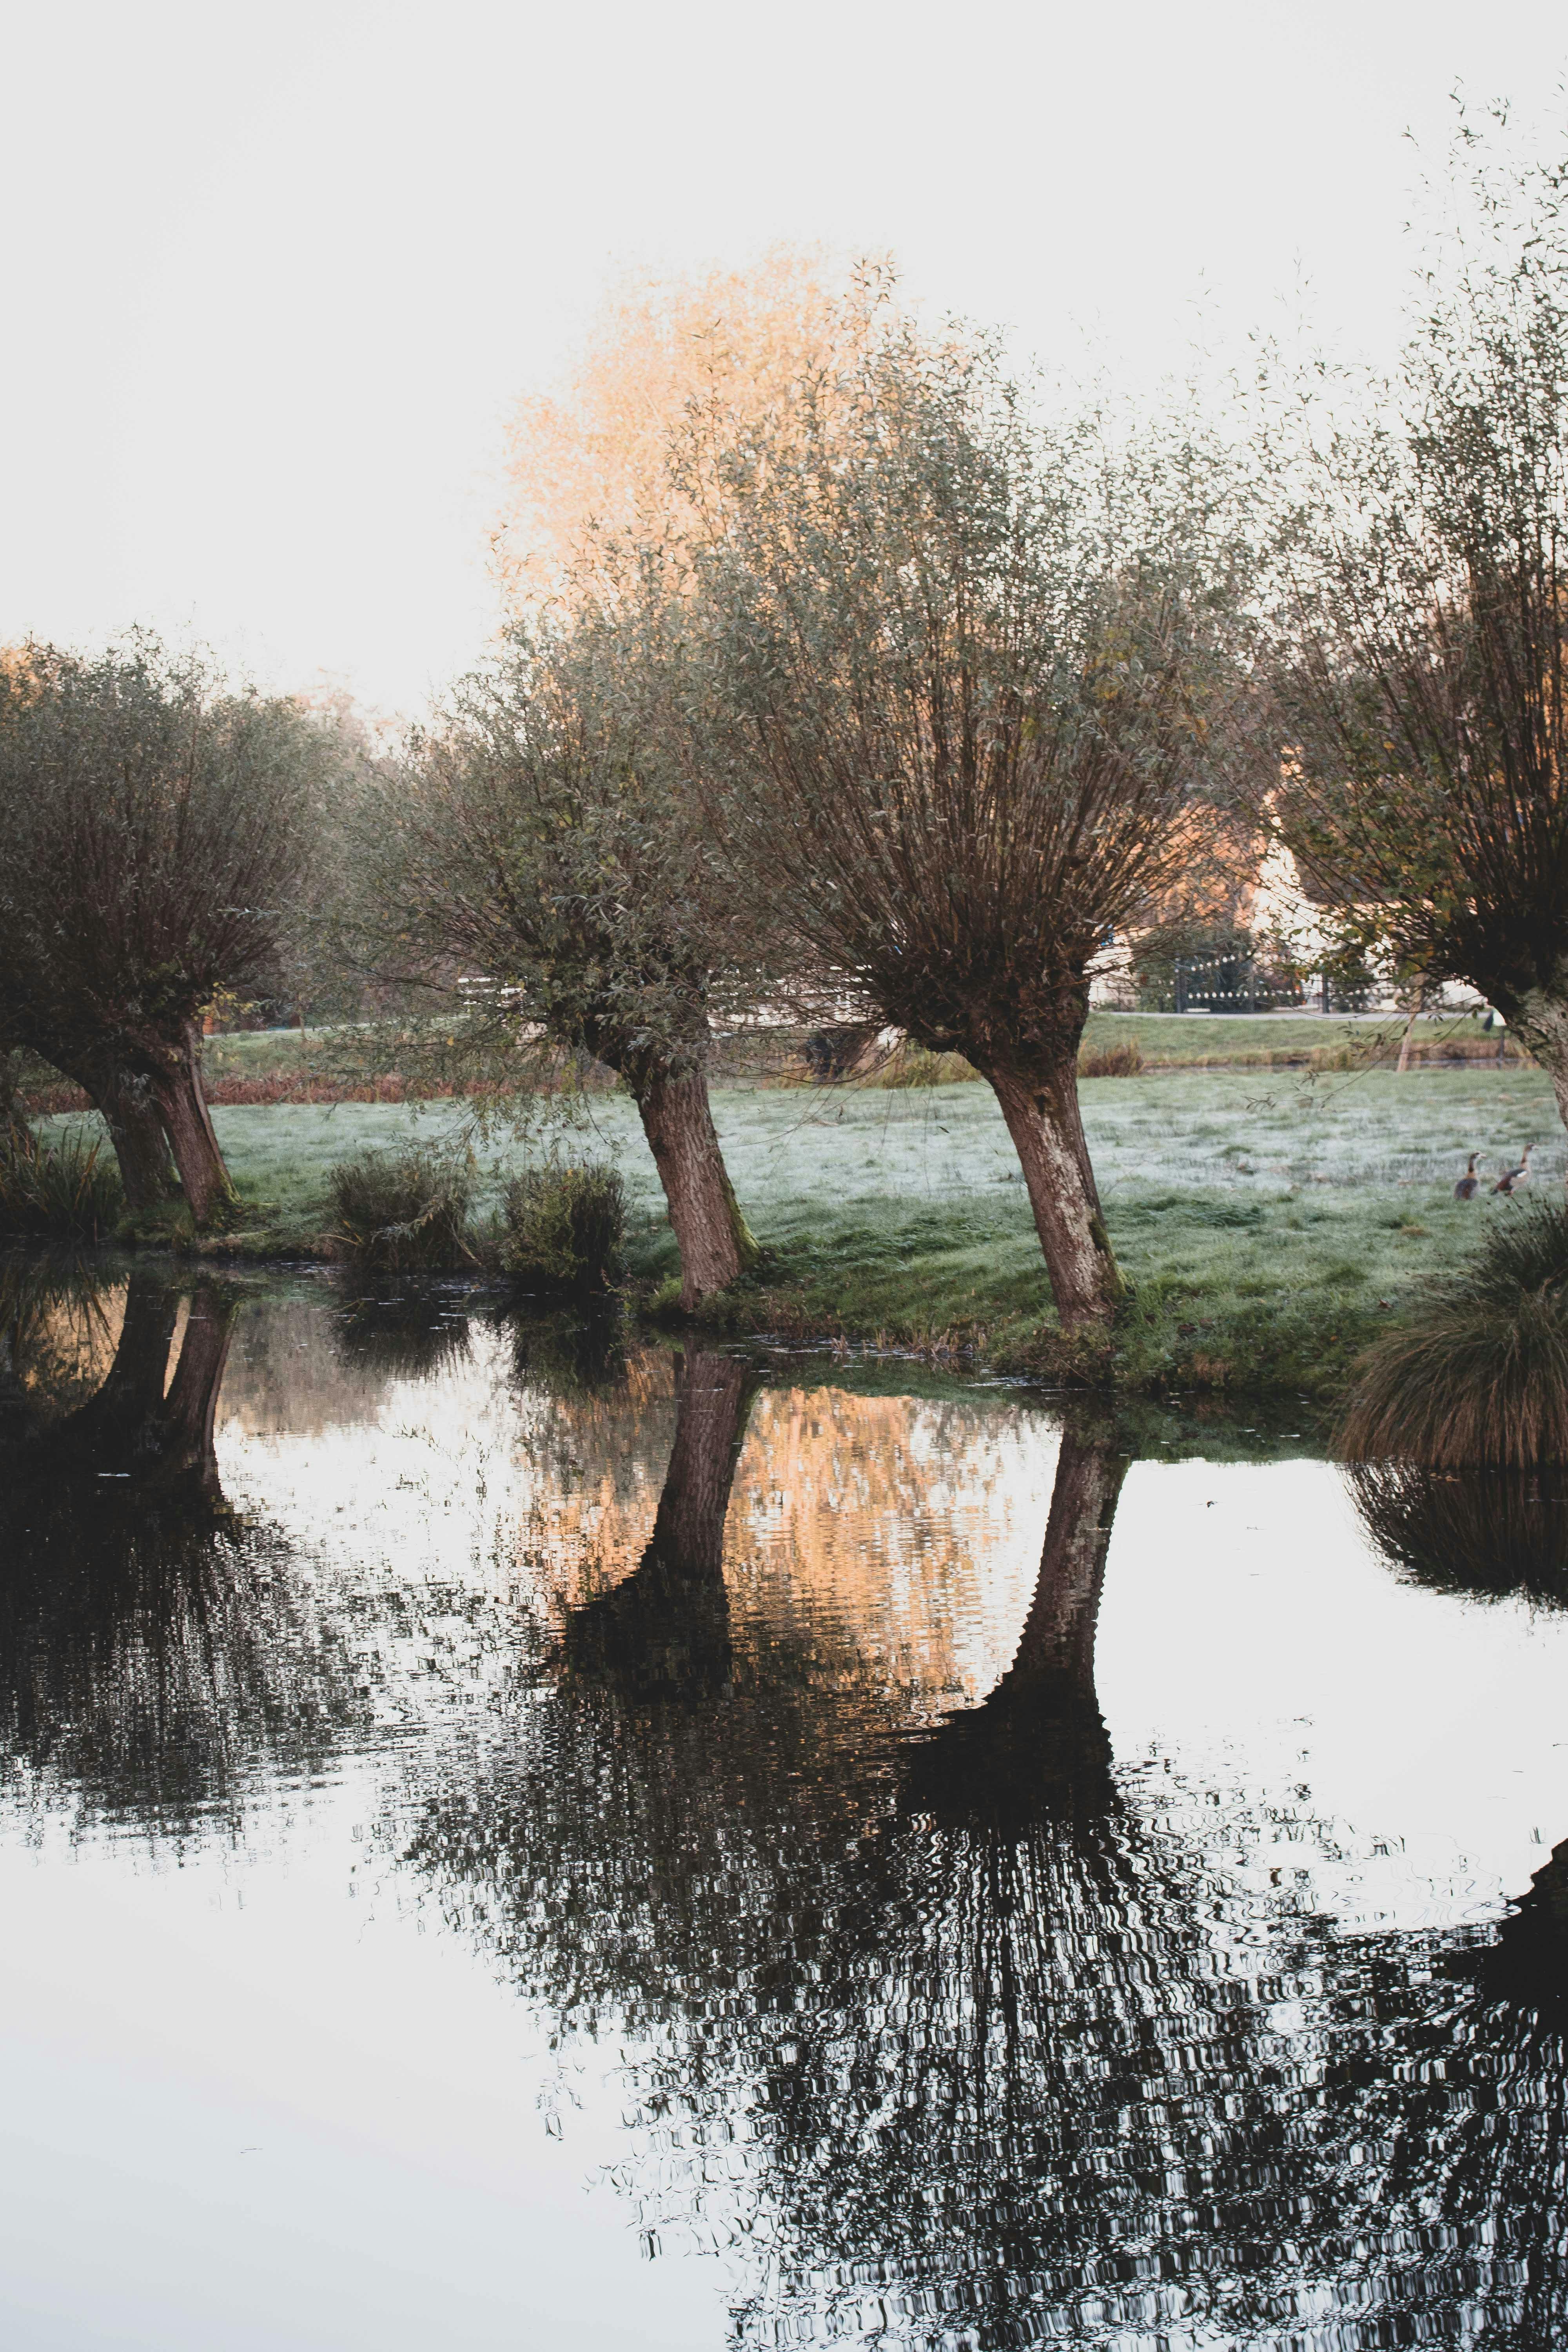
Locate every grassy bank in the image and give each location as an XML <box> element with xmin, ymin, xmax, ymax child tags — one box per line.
<box><xmin>70</xmin><ymin>1057</ymin><xmax>1533</xmax><ymax>1402</ymax></box>
<box><xmin>30</xmin><ymin>1056</ymin><xmax>1558</xmax><ymax>1401</ymax></box>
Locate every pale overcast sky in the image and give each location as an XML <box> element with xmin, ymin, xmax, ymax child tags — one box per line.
<box><xmin>3</xmin><ymin>0</ymin><xmax>1563</xmax><ymax>714</ymax></box>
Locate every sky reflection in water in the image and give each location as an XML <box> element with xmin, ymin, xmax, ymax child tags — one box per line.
<box><xmin>0</xmin><ymin>1263</ymin><xmax>1565</xmax><ymax>2349</ymax></box>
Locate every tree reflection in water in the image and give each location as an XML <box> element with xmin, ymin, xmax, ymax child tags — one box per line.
<box><xmin>2</xmin><ymin>1268</ymin><xmax>1564</xmax><ymax>2342</ymax></box>
<box><xmin>405</xmin><ymin>1370</ymin><xmax>1568</xmax><ymax>2349</ymax></box>
<box><xmin>0</xmin><ymin>1261</ymin><xmax>367</xmax><ymax>1833</ymax></box>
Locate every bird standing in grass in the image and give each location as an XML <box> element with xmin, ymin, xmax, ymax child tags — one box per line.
<box><xmin>1455</xmin><ymin>1152</ymin><xmax>1482</xmax><ymax>1201</ymax></box>
<box><xmin>1493</xmin><ymin>1145</ymin><xmax>1535</xmax><ymax>1196</ymax></box>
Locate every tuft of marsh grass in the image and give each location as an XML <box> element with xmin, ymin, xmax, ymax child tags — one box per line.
<box><xmin>327</xmin><ymin>1147</ymin><xmax>475</xmax><ymax>1270</ymax></box>
<box><xmin>501</xmin><ymin>1162</ymin><xmax>625</xmax><ymax>1294</ymax></box>
<box><xmin>0</xmin><ymin>1122</ymin><xmax>121</xmax><ymax>1241</ymax></box>
<box><xmin>1340</xmin><ymin>1201</ymin><xmax>1568</xmax><ymax>1466</ymax></box>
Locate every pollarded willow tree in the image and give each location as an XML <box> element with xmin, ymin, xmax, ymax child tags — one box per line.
<box><xmin>353</xmin><ymin>628</ymin><xmax>762</xmax><ymax>1309</ymax></box>
<box><xmin>690</xmin><ymin>333</ymin><xmax>1254</xmax><ymax>1331</ymax></box>
<box><xmin>0</xmin><ymin>637</ymin><xmax>332</xmax><ymax>1226</ymax></box>
<box><xmin>1267</xmin><ymin>122</ymin><xmax>1568</xmax><ymax>1131</ymax></box>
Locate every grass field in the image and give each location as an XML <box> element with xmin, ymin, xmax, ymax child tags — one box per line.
<box><xmin>30</xmin><ymin>1004</ymin><xmax>1510</xmax><ymax>1103</ymax></box>
<box><xmin>128</xmin><ymin>1053</ymin><xmax>1556</xmax><ymax>1407</ymax></box>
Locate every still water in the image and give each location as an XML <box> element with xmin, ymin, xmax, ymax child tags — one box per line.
<box><xmin>1</xmin><ymin>1264</ymin><xmax>1565</xmax><ymax>2350</ymax></box>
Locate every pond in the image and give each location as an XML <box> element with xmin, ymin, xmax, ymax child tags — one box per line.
<box><xmin>1</xmin><ymin>1263</ymin><xmax>1564</xmax><ymax>2349</ymax></box>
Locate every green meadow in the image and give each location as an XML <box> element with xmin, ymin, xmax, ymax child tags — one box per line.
<box><xmin>117</xmin><ymin>1049</ymin><xmax>1552</xmax><ymax>1406</ymax></box>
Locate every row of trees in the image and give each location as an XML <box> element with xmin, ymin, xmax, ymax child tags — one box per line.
<box><xmin>7</xmin><ymin>130</ymin><xmax>1568</xmax><ymax>1342</ymax></box>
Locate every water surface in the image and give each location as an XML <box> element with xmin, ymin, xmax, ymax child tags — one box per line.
<box><xmin>1</xmin><ymin>1265</ymin><xmax>1564</xmax><ymax>2348</ymax></box>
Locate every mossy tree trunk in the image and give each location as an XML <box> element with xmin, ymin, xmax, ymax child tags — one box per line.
<box><xmin>626</xmin><ymin>1060</ymin><xmax>758</xmax><ymax>1310</ymax></box>
<box><xmin>144</xmin><ymin>1021</ymin><xmax>238</xmax><ymax>1230</ymax></box>
<box><xmin>983</xmin><ymin>1049</ymin><xmax>1125</xmax><ymax>1331</ymax></box>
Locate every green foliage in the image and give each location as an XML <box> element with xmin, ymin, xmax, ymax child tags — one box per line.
<box><xmin>501</xmin><ymin>1161</ymin><xmax>626</xmax><ymax>1293</ymax></box>
<box><xmin>1265</xmin><ymin>121</ymin><xmax>1568</xmax><ymax>1062</ymax></box>
<box><xmin>0</xmin><ymin>635</ymin><xmax>332</xmax><ymax>1056</ymax></box>
<box><xmin>0</xmin><ymin>1121</ymin><xmax>121</xmax><ymax>1240</ymax></box>
<box><xmin>1340</xmin><ymin>1202</ymin><xmax>1568</xmax><ymax>1466</ymax></box>
<box><xmin>327</xmin><ymin>1148</ymin><xmax>474</xmax><ymax>1270</ymax></box>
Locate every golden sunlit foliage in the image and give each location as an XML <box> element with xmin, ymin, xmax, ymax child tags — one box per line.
<box><xmin>494</xmin><ymin>246</ymin><xmax>891</xmax><ymax>604</ymax></box>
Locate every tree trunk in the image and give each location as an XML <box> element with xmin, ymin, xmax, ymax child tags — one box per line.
<box><xmin>1007</xmin><ymin>1430</ymin><xmax>1129</xmax><ymax>1693</ymax></box>
<box><xmin>564</xmin><ymin>1350</ymin><xmax>756</xmax><ymax>1696</ymax></box>
<box><xmin>39</xmin><ymin>1046</ymin><xmax>179</xmax><ymax>1211</ymax></box>
<box><xmin>1396</xmin><ymin>1008</ymin><xmax>1419</xmax><ymax>1074</ymax></box>
<box><xmin>0</xmin><ymin>1051</ymin><xmax>28</xmax><ymax>1148</ymax></box>
<box><xmin>1499</xmin><ymin>984</ymin><xmax>1568</xmax><ymax>1149</ymax></box>
<box><xmin>985</xmin><ymin>1056</ymin><xmax>1125</xmax><ymax>1330</ymax></box>
<box><xmin>95</xmin><ymin>1065</ymin><xmax>180</xmax><ymax>1210</ymax></box>
<box><xmin>635</xmin><ymin>1066</ymin><xmax>759</xmax><ymax>1310</ymax></box>
<box><xmin>147</xmin><ymin>1022</ymin><xmax>238</xmax><ymax>1229</ymax></box>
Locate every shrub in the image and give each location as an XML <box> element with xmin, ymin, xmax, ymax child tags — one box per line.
<box><xmin>1339</xmin><ymin>1201</ymin><xmax>1568</xmax><ymax>1467</ymax></box>
<box><xmin>502</xmin><ymin>1162</ymin><xmax>626</xmax><ymax>1293</ymax></box>
<box><xmin>858</xmin><ymin>1035</ymin><xmax>1144</xmax><ymax>1084</ymax></box>
<box><xmin>327</xmin><ymin>1148</ymin><xmax>474</xmax><ymax>1269</ymax></box>
<box><xmin>860</xmin><ymin>1043</ymin><xmax>980</xmax><ymax>1089</ymax></box>
<box><xmin>1079</xmin><ymin>1038</ymin><xmax>1143</xmax><ymax>1078</ymax></box>
<box><xmin>0</xmin><ymin>1121</ymin><xmax>122</xmax><ymax>1241</ymax></box>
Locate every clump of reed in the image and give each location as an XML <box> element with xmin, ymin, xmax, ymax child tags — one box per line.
<box><xmin>501</xmin><ymin>1161</ymin><xmax>626</xmax><ymax>1293</ymax></box>
<box><xmin>327</xmin><ymin>1147</ymin><xmax>475</xmax><ymax>1269</ymax></box>
<box><xmin>0</xmin><ymin>1121</ymin><xmax>122</xmax><ymax>1241</ymax></box>
<box><xmin>1339</xmin><ymin>1200</ymin><xmax>1568</xmax><ymax>1467</ymax></box>
<box><xmin>1079</xmin><ymin>1037</ymin><xmax>1144</xmax><ymax>1078</ymax></box>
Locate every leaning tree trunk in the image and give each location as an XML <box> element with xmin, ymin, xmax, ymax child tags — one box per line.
<box><xmin>984</xmin><ymin>1050</ymin><xmax>1125</xmax><ymax>1331</ymax></box>
<box><xmin>634</xmin><ymin>1064</ymin><xmax>759</xmax><ymax>1310</ymax></box>
<box><xmin>146</xmin><ymin>1020</ymin><xmax>238</xmax><ymax>1229</ymax></box>
<box><xmin>94</xmin><ymin>1063</ymin><xmax>180</xmax><ymax>1209</ymax></box>
<box><xmin>40</xmin><ymin>1045</ymin><xmax>179</xmax><ymax>1211</ymax></box>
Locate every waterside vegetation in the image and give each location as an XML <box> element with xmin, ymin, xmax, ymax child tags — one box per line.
<box><xmin>11</xmin><ymin>1056</ymin><xmax>1552</xmax><ymax>1416</ymax></box>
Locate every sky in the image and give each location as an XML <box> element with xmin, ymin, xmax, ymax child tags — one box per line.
<box><xmin>3</xmin><ymin>0</ymin><xmax>1565</xmax><ymax>717</ymax></box>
